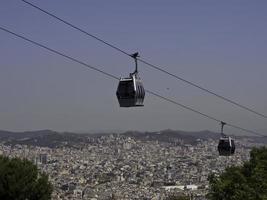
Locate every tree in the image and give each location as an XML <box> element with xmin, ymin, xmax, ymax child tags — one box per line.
<box><xmin>0</xmin><ymin>155</ymin><xmax>53</xmax><ymax>200</ymax></box>
<box><xmin>207</xmin><ymin>147</ymin><xmax>267</xmax><ymax>200</ymax></box>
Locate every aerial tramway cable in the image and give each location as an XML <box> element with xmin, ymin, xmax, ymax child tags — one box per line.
<box><xmin>20</xmin><ymin>0</ymin><xmax>267</xmax><ymax>119</ymax></box>
<box><xmin>0</xmin><ymin>26</ymin><xmax>265</xmax><ymax>137</ymax></box>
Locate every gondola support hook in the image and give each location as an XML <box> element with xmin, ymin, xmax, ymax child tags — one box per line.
<box><xmin>221</xmin><ymin>121</ymin><xmax>226</xmax><ymax>137</ymax></box>
<box><xmin>130</xmin><ymin>52</ymin><xmax>140</xmax><ymax>74</ymax></box>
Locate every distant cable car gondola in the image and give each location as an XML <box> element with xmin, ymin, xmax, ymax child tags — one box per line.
<box><xmin>218</xmin><ymin>122</ymin><xmax>235</xmax><ymax>156</ymax></box>
<box><xmin>116</xmin><ymin>52</ymin><xmax>145</xmax><ymax>107</ymax></box>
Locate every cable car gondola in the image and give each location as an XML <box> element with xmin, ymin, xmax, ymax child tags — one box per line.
<box><xmin>116</xmin><ymin>52</ymin><xmax>145</xmax><ymax>107</ymax></box>
<box><xmin>218</xmin><ymin>122</ymin><xmax>235</xmax><ymax>156</ymax></box>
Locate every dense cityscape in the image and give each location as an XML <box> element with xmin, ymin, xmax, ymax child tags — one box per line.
<box><xmin>0</xmin><ymin>131</ymin><xmax>264</xmax><ymax>200</ymax></box>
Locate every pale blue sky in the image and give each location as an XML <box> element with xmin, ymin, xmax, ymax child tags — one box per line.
<box><xmin>0</xmin><ymin>0</ymin><xmax>266</xmax><ymax>134</ymax></box>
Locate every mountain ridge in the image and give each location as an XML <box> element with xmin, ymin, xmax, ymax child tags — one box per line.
<box><xmin>0</xmin><ymin>129</ymin><xmax>265</xmax><ymax>148</ymax></box>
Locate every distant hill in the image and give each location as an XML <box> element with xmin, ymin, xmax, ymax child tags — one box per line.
<box><xmin>0</xmin><ymin>130</ymin><xmax>56</xmax><ymax>140</ymax></box>
<box><xmin>0</xmin><ymin>129</ymin><xmax>266</xmax><ymax>148</ymax></box>
<box><xmin>0</xmin><ymin>130</ymin><xmax>88</xmax><ymax>148</ymax></box>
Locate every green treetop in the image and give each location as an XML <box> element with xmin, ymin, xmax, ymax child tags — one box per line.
<box><xmin>0</xmin><ymin>155</ymin><xmax>53</xmax><ymax>200</ymax></box>
<box><xmin>207</xmin><ymin>146</ymin><xmax>267</xmax><ymax>200</ymax></box>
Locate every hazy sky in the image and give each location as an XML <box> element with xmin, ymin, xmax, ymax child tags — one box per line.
<box><xmin>0</xmin><ymin>0</ymin><xmax>266</xmax><ymax>134</ymax></box>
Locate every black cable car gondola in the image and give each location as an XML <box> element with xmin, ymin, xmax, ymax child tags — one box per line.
<box><xmin>116</xmin><ymin>52</ymin><xmax>145</xmax><ymax>107</ymax></box>
<box><xmin>218</xmin><ymin>122</ymin><xmax>235</xmax><ymax>156</ymax></box>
